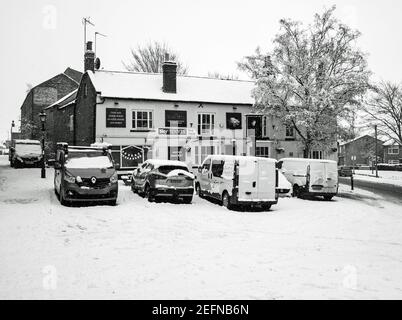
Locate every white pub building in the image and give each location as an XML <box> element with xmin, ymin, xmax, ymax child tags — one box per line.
<box><xmin>72</xmin><ymin>44</ymin><xmax>337</xmax><ymax>172</ymax></box>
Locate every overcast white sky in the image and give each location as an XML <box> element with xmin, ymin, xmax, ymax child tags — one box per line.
<box><xmin>1</xmin><ymin>0</ymin><xmax>401</xmax><ymax>141</ymax></box>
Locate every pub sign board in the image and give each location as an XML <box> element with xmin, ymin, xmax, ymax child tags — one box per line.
<box><xmin>106</xmin><ymin>108</ymin><xmax>126</xmax><ymax>128</ymax></box>
<box><xmin>226</xmin><ymin>112</ymin><xmax>242</xmax><ymax>130</ymax></box>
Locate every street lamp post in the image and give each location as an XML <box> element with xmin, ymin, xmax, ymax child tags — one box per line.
<box><xmin>374</xmin><ymin>124</ymin><xmax>379</xmax><ymax>178</ymax></box>
<box><xmin>39</xmin><ymin>112</ymin><xmax>47</xmax><ymax>179</ymax></box>
<box><xmin>10</xmin><ymin>120</ymin><xmax>15</xmax><ymax>141</ymax></box>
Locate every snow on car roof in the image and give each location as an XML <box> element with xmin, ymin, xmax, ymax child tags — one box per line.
<box><xmin>279</xmin><ymin>158</ymin><xmax>337</xmax><ymax>164</ymax></box>
<box><xmin>88</xmin><ymin>70</ymin><xmax>255</xmax><ymax>105</ymax></box>
<box><xmin>204</xmin><ymin>155</ymin><xmax>277</xmax><ymax>163</ymax></box>
<box><xmin>145</xmin><ymin>159</ymin><xmax>189</xmax><ymax>168</ymax></box>
<box><xmin>14</xmin><ymin>140</ymin><xmax>41</xmax><ymax>144</ymax></box>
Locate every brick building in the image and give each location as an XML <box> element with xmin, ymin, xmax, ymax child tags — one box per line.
<box><xmin>338</xmin><ymin>135</ymin><xmax>384</xmax><ymax>166</ymax></box>
<box><xmin>20</xmin><ymin>67</ymin><xmax>82</xmax><ymax>140</ymax></box>
<box><xmin>383</xmin><ymin>140</ymin><xmax>402</xmax><ymax>164</ymax></box>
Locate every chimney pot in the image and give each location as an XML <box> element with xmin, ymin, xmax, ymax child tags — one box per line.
<box><xmin>86</xmin><ymin>41</ymin><xmax>93</xmax><ymax>51</ymax></box>
<box><xmin>84</xmin><ymin>41</ymin><xmax>95</xmax><ymax>72</ymax></box>
<box><xmin>162</xmin><ymin>59</ymin><xmax>177</xmax><ymax>93</ymax></box>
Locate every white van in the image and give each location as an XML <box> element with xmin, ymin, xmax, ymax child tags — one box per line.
<box><xmin>278</xmin><ymin>158</ymin><xmax>338</xmax><ymax>200</ymax></box>
<box><xmin>195</xmin><ymin>155</ymin><xmax>278</xmax><ymax>210</ymax></box>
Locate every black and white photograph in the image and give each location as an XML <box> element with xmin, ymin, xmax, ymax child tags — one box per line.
<box><xmin>1</xmin><ymin>0</ymin><xmax>402</xmax><ymax>304</ymax></box>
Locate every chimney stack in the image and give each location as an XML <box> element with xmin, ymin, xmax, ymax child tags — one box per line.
<box><xmin>84</xmin><ymin>41</ymin><xmax>95</xmax><ymax>72</ymax></box>
<box><xmin>162</xmin><ymin>54</ymin><xmax>177</xmax><ymax>93</ymax></box>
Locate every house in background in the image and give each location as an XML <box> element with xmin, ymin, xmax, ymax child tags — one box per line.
<box><xmin>338</xmin><ymin>135</ymin><xmax>384</xmax><ymax>166</ymax></box>
<box><xmin>20</xmin><ymin>67</ymin><xmax>82</xmax><ymax>140</ymax></box>
<box><xmin>383</xmin><ymin>140</ymin><xmax>402</xmax><ymax>164</ymax></box>
<box><xmin>44</xmin><ymin>89</ymin><xmax>78</xmax><ymax>153</ymax></box>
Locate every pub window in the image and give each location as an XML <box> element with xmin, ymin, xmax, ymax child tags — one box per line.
<box><xmin>285</xmin><ymin>124</ymin><xmax>295</xmax><ymax>139</ymax></box>
<box><xmin>168</xmin><ymin>146</ymin><xmax>186</xmax><ymax>161</ymax></box>
<box><xmin>165</xmin><ymin>110</ymin><xmax>187</xmax><ymax>128</ymax></box>
<box><xmin>388</xmin><ymin>146</ymin><xmax>399</xmax><ymax>155</ymax></box>
<box><xmin>132</xmin><ymin>110</ymin><xmax>153</xmax><ymax>129</ymax></box>
<box><xmin>256</xmin><ymin>146</ymin><xmax>269</xmax><ymax>158</ymax></box>
<box><xmin>310</xmin><ymin>150</ymin><xmax>323</xmax><ymax>159</ymax></box>
<box><xmin>262</xmin><ymin>116</ymin><xmax>268</xmax><ymax>137</ymax></box>
<box><xmin>69</xmin><ymin>114</ymin><xmax>74</xmax><ymax>132</ymax></box>
<box><xmin>198</xmin><ymin>113</ymin><xmax>215</xmax><ymax>135</ymax></box>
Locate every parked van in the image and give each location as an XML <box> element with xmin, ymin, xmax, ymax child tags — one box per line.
<box><xmin>9</xmin><ymin>139</ymin><xmax>42</xmax><ymax>168</ymax></box>
<box><xmin>278</xmin><ymin>158</ymin><xmax>338</xmax><ymax>200</ymax></box>
<box><xmin>54</xmin><ymin>143</ymin><xmax>118</xmax><ymax>206</ymax></box>
<box><xmin>195</xmin><ymin>155</ymin><xmax>278</xmax><ymax>210</ymax></box>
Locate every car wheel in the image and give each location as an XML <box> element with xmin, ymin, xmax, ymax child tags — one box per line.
<box><xmin>144</xmin><ymin>185</ymin><xmax>154</xmax><ymax>202</ymax></box>
<box><xmin>108</xmin><ymin>199</ymin><xmax>117</xmax><ymax>206</ymax></box>
<box><xmin>292</xmin><ymin>185</ymin><xmax>301</xmax><ymax>198</ymax></box>
<box><xmin>182</xmin><ymin>196</ymin><xmax>193</xmax><ymax>204</ymax></box>
<box><xmin>196</xmin><ymin>183</ymin><xmax>203</xmax><ymax>198</ymax></box>
<box><xmin>324</xmin><ymin>195</ymin><xmax>333</xmax><ymax>201</ymax></box>
<box><xmin>222</xmin><ymin>192</ymin><xmax>232</xmax><ymax>210</ymax></box>
<box><xmin>262</xmin><ymin>204</ymin><xmax>272</xmax><ymax>211</ymax></box>
<box><xmin>131</xmin><ymin>180</ymin><xmax>137</xmax><ymax>193</ymax></box>
<box><xmin>60</xmin><ymin>186</ymin><xmax>69</xmax><ymax>206</ymax></box>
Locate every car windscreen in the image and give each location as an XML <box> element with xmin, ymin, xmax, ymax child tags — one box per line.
<box><xmin>157</xmin><ymin>165</ymin><xmax>189</xmax><ymax>175</ymax></box>
<box><xmin>15</xmin><ymin>143</ymin><xmax>42</xmax><ymax>156</ymax></box>
<box><xmin>65</xmin><ymin>151</ymin><xmax>114</xmax><ymax>169</ymax></box>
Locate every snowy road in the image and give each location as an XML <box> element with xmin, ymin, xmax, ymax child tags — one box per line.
<box><xmin>1</xmin><ymin>155</ymin><xmax>402</xmax><ymax>299</ymax></box>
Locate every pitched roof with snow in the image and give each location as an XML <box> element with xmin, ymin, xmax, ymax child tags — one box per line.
<box><xmin>45</xmin><ymin>89</ymin><xmax>78</xmax><ymax>110</ymax></box>
<box><xmin>339</xmin><ymin>134</ymin><xmax>385</xmax><ymax>146</ymax></box>
<box><xmin>88</xmin><ymin>70</ymin><xmax>255</xmax><ymax>105</ymax></box>
<box><xmin>383</xmin><ymin>139</ymin><xmax>401</xmax><ymax>146</ymax></box>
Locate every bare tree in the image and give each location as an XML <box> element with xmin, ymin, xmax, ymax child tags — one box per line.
<box><xmin>207</xmin><ymin>72</ymin><xmax>239</xmax><ymax>80</ymax></box>
<box><xmin>238</xmin><ymin>6</ymin><xmax>370</xmax><ymax>157</ymax></box>
<box><xmin>123</xmin><ymin>41</ymin><xmax>188</xmax><ymax>75</ymax></box>
<box><xmin>361</xmin><ymin>81</ymin><xmax>402</xmax><ymax>145</ymax></box>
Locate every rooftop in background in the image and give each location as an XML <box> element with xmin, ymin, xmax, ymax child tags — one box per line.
<box><xmin>339</xmin><ymin>134</ymin><xmax>384</xmax><ymax>146</ymax></box>
<box><xmin>383</xmin><ymin>139</ymin><xmax>402</xmax><ymax>146</ymax></box>
<box><xmin>63</xmin><ymin>68</ymin><xmax>83</xmax><ymax>84</ymax></box>
<box><xmin>88</xmin><ymin>70</ymin><xmax>255</xmax><ymax>105</ymax></box>
<box><xmin>45</xmin><ymin>89</ymin><xmax>78</xmax><ymax>110</ymax></box>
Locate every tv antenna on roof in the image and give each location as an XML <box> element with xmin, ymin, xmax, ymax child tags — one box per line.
<box><xmin>95</xmin><ymin>31</ymin><xmax>107</xmax><ymax>58</ymax></box>
<box><xmin>82</xmin><ymin>17</ymin><xmax>95</xmax><ymax>53</ymax></box>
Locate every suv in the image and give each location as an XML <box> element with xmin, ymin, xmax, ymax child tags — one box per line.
<box><xmin>131</xmin><ymin>159</ymin><xmax>194</xmax><ymax>203</ymax></box>
<box><xmin>9</xmin><ymin>139</ymin><xmax>43</xmax><ymax>168</ymax></box>
<box><xmin>54</xmin><ymin>143</ymin><xmax>118</xmax><ymax>206</ymax></box>
<box><xmin>338</xmin><ymin>166</ymin><xmax>353</xmax><ymax>177</ymax></box>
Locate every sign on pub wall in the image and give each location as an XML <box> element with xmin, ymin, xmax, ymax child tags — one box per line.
<box><xmin>106</xmin><ymin>108</ymin><xmax>126</xmax><ymax>128</ymax></box>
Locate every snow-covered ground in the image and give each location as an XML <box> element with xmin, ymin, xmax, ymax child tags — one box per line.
<box><xmin>354</xmin><ymin>170</ymin><xmax>402</xmax><ymax>187</ymax></box>
<box><xmin>1</xmin><ymin>155</ymin><xmax>402</xmax><ymax>299</ymax></box>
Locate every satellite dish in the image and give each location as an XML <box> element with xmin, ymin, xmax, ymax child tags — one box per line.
<box><xmin>95</xmin><ymin>57</ymin><xmax>101</xmax><ymax>70</ymax></box>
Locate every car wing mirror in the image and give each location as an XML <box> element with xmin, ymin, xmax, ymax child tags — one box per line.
<box><xmin>198</xmin><ymin>167</ymin><xmax>202</xmax><ymax>173</ymax></box>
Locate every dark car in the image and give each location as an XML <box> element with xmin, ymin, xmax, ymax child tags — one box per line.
<box><xmin>54</xmin><ymin>143</ymin><xmax>118</xmax><ymax>206</ymax></box>
<box><xmin>9</xmin><ymin>139</ymin><xmax>43</xmax><ymax>168</ymax></box>
<box><xmin>131</xmin><ymin>159</ymin><xmax>194</xmax><ymax>203</ymax></box>
<box><xmin>338</xmin><ymin>166</ymin><xmax>353</xmax><ymax>177</ymax></box>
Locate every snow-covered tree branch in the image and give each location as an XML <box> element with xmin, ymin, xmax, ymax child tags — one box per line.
<box><xmin>238</xmin><ymin>6</ymin><xmax>371</xmax><ymax>157</ymax></box>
